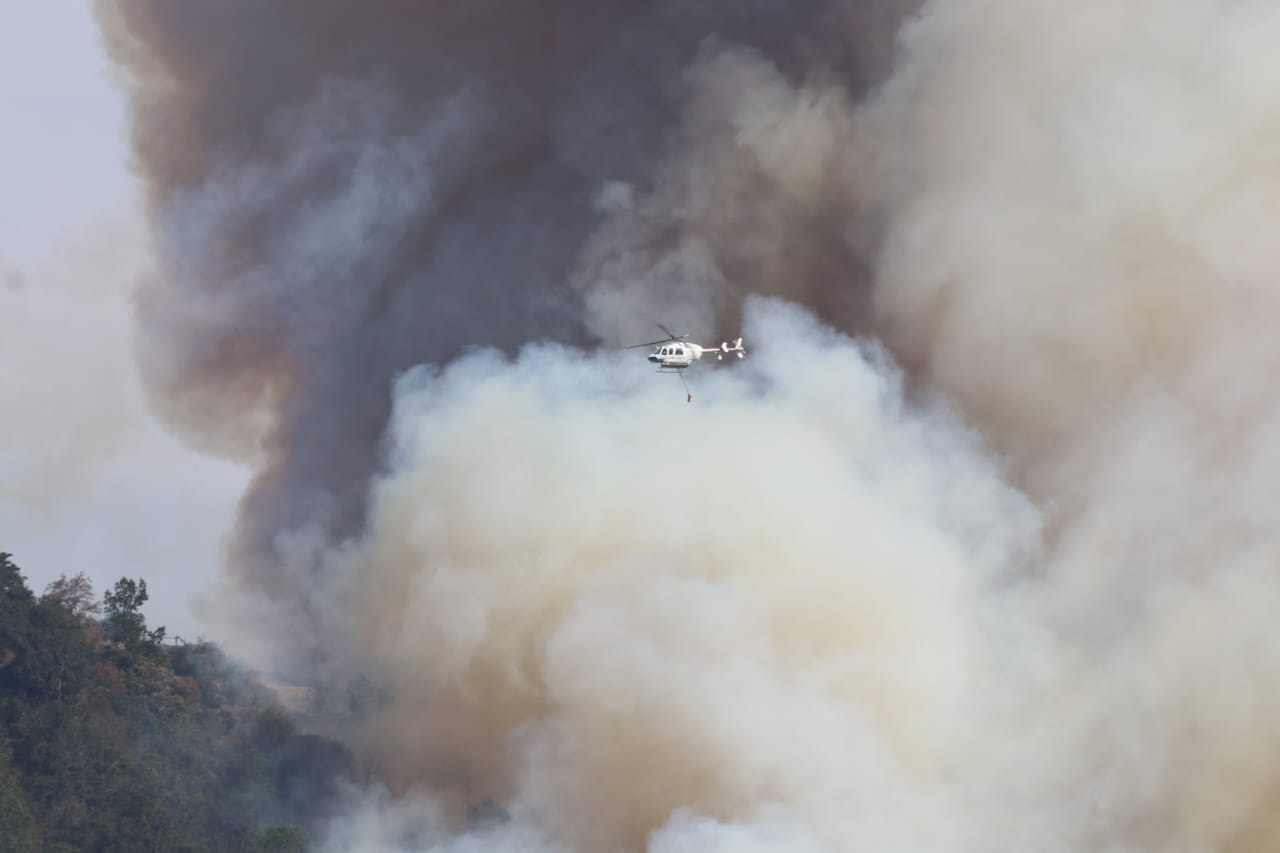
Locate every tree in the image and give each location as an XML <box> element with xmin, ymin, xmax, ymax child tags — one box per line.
<box><xmin>0</xmin><ymin>553</ymin><xmax>37</xmax><ymax>698</ymax></box>
<box><xmin>41</xmin><ymin>574</ymin><xmax>100</xmax><ymax>625</ymax></box>
<box><xmin>0</xmin><ymin>555</ymin><xmax>356</xmax><ymax>849</ymax></box>
<box><xmin>0</xmin><ymin>553</ymin><xmax>33</xmax><ymax>604</ymax></box>
<box><xmin>103</xmin><ymin>578</ymin><xmax>166</xmax><ymax>657</ymax></box>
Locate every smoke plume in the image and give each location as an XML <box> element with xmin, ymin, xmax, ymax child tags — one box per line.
<box><xmin>100</xmin><ymin>0</ymin><xmax>1280</xmax><ymax>850</ymax></box>
<box><xmin>96</xmin><ymin>0</ymin><xmax>911</xmax><ymax>663</ymax></box>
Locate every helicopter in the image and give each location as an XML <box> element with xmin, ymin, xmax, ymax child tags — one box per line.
<box><xmin>626</xmin><ymin>324</ymin><xmax>746</xmax><ymax>401</ymax></box>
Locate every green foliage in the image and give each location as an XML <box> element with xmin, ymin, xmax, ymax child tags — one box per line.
<box><xmin>0</xmin><ymin>553</ymin><xmax>355</xmax><ymax>852</ymax></box>
<box><xmin>0</xmin><ymin>552</ymin><xmax>34</xmax><ymax>604</ymax></box>
<box><xmin>0</xmin><ymin>553</ymin><xmax>36</xmax><ymax>697</ymax></box>
<box><xmin>103</xmin><ymin>577</ymin><xmax>166</xmax><ymax>658</ymax></box>
<box><xmin>1</xmin><ymin>564</ymin><xmax>95</xmax><ymax>710</ymax></box>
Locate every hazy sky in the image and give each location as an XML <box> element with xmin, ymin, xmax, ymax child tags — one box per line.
<box><xmin>0</xmin><ymin>3</ymin><xmax>248</xmax><ymax>639</ymax></box>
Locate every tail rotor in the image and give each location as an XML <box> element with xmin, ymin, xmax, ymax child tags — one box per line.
<box><xmin>717</xmin><ymin>337</ymin><xmax>746</xmax><ymax>360</ymax></box>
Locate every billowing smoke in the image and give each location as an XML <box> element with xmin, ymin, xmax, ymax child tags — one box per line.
<box><xmin>309</xmin><ymin>301</ymin><xmax>1047</xmax><ymax>850</ymax></box>
<box><xmin>95</xmin><ymin>0</ymin><xmax>911</xmax><ymax>666</ymax></box>
<box><xmin>99</xmin><ymin>0</ymin><xmax>1280</xmax><ymax>850</ymax></box>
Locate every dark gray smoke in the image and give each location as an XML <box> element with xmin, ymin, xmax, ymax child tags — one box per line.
<box><xmin>97</xmin><ymin>0</ymin><xmax>914</xmax><ymax>670</ymax></box>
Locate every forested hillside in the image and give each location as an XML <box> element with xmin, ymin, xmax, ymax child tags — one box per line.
<box><xmin>0</xmin><ymin>552</ymin><xmax>352</xmax><ymax>851</ymax></box>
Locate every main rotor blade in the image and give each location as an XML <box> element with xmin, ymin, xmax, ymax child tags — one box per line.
<box><xmin>657</xmin><ymin>323</ymin><xmax>685</xmax><ymax>340</ymax></box>
<box><xmin>625</xmin><ymin>338</ymin><xmax>673</xmax><ymax>349</ymax></box>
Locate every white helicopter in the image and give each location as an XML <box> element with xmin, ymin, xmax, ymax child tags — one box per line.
<box><xmin>627</xmin><ymin>324</ymin><xmax>746</xmax><ymax>401</ymax></box>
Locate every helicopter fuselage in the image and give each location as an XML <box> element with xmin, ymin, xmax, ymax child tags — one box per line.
<box><xmin>647</xmin><ymin>342</ymin><xmax>703</xmax><ymax>369</ymax></box>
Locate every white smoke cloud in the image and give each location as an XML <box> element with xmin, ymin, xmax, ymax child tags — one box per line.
<box><xmin>289</xmin><ymin>299</ymin><xmax>1069</xmax><ymax>851</ymax></box>
<box><xmin>859</xmin><ymin>0</ymin><xmax>1280</xmax><ymax>486</ymax></box>
<box><xmin>856</xmin><ymin>0</ymin><xmax>1280</xmax><ymax>848</ymax></box>
<box><xmin>316</xmin><ymin>784</ymin><xmax>567</xmax><ymax>853</ymax></box>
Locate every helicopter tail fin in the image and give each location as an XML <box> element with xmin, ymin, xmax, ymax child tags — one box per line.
<box><xmin>717</xmin><ymin>337</ymin><xmax>746</xmax><ymax>360</ymax></box>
